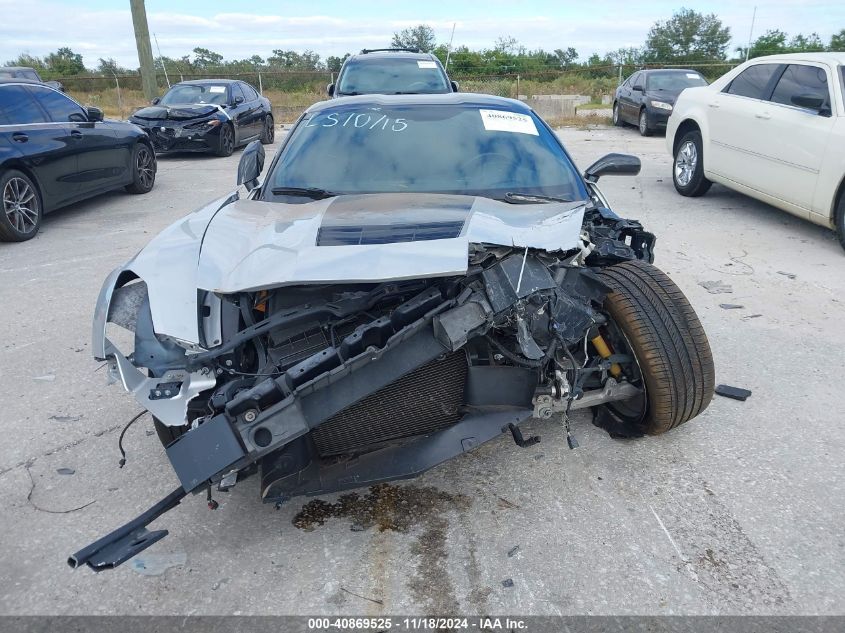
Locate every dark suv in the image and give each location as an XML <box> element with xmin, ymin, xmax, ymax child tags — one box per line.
<box><xmin>328</xmin><ymin>49</ymin><xmax>457</xmax><ymax>97</ymax></box>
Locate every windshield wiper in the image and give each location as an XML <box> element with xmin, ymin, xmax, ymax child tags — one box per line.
<box><xmin>503</xmin><ymin>192</ymin><xmax>573</xmax><ymax>204</ymax></box>
<box><xmin>270</xmin><ymin>187</ymin><xmax>342</xmax><ymax>200</ymax></box>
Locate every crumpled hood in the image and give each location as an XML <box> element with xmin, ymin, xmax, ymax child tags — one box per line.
<box><xmin>132</xmin><ymin>104</ymin><xmax>219</xmax><ymax>121</ymax></box>
<box><xmin>198</xmin><ymin>193</ymin><xmax>585</xmax><ymax>292</ymax></box>
<box><xmin>123</xmin><ymin>192</ymin><xmax>586</xmax><ymax>345</ymax></box>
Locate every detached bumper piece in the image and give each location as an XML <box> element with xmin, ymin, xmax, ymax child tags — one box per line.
<box><xmin>67</xmin><ymin>487</ymin><xmax>186</xmax><ymax>572</ymax></box>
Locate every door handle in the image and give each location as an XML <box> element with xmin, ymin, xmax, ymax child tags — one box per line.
<box><xmin>12</xmin><ymin>132</ymin><xmax>28</xmax><ymax>143</ymax></box>
<box><xmin>755</xmin><ymin>112</ymin><xmax>771</xmax><ymax>120</ymax></box>
<box><xmin>708</xmin><ymin>102</ymin><xmax>720</xmax><ymax>108</ymax></box>
<box><xmin>70</xmin><ymin>130</ymin><xmax>83</xmax><ymax>139</ymax></box>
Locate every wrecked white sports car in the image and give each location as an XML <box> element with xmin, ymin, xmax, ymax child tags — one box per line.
<box><xmin>70</xmin><ymin>94</ymin><xmax>714</xmax><ymax>571</ymax></box>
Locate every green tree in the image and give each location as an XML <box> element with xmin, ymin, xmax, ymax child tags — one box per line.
<box><xmin>192</xmin><ymin>47</ymin><xmax>224</xmax><ymax>69</ymax></box>
<box><xmin>391</xmin><ymin>24</ymin><xmax>437</xmax><ymax>52</ymax></box>
<box><xmin>4</xmin><ymin>52</ymin><xmax>46</xmax><ymax>71</ymax></box>
<box><xmin>789</xmin><ymin>33</ymin><xmax>825</xmax><ymax>52</ymax></box>
<box><xmin>326</xmin><ymin>53</ymin><xmax>350</xmax><ymax>73</ymax></box>
<box><xmin>267</xmin><ymin>49</ymin><xmax>322</xmax><ymax>70</ymax></box>
<box><xmin>45</xmin><ymin>47</ymin><xmax>85</xmax><ymax>75</ymax></box>
<box><xmin>553</xmin><ymin>47</ymin><xmax>579</xmax><ymax>68</ymax></box>
<box><xmin>97</xmin><ymin>57</ymin><xmax>128</xmax><ymax>75</ymax></box>
<box><xmin>831</xmin><ymin>29</ymin><xmax>845</xmax><ymax>51</ymax></box>
<box><xmin>643</xmin><ymin>8</ymin><xmax>731</xmax><ymax>62</ymax></box>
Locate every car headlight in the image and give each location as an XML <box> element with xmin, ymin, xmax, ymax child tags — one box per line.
<box><xmin>650</xmin><ymin>100</ymin><xmax>673</xmax><ymax>111</ymax></box>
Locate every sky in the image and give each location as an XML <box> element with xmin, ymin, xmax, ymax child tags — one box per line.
<box><xmin>1</xmin><ymin>0</ymin><xmax>843</xmax><ymax>69</ymax></box>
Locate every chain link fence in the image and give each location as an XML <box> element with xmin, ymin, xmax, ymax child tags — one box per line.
<box><xmin>59</xmin><ymin>62</ymin><xmax>741</xmax><ymax>123</ymax></box>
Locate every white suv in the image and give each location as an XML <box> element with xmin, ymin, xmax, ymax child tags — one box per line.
<box><xmin>666</xmin><ymin>53</ymin><xmax>845</xmax><ymax>250</ymax></box>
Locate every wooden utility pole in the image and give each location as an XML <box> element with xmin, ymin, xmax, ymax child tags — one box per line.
<box><xmin>130</xmin><ymin>0</ymin><xmax>157</xmax><ymax>101</ymax></box>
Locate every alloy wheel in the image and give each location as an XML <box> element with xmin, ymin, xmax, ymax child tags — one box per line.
<box><xmin>639</xmin><ymin>111</ymin><xmax>648</xmax><ymax>134</ymax></box>
<box><xmin>136</xmin><ymin>146</ymin><xmax>154</xmax><ymax>190</ymax></box>
<box><xmin>3</xmin><ymin>177</ymin><xmax>39</xmax><ymax>235</ymax></box>
<box><xmin>674</xmin><ymin>140</ymin><xmax>697</xmax><ymax>187</ymax></box>
<box><xmin>223</xmin><ymin>127</ymin><xmax>234</xmax><ymax>153</ymax></box>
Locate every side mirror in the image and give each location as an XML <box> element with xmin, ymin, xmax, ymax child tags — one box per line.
<box><xmin>237</xmin><ymin>140</ymin><xmax>265</xmax><ymax>191</ymax></box>
<box><xmin>632</xmin><ymin>84</ymin><xmax>644</xmax><ymax>92</ymax></box>
<box><xmin>86</xmin><ymin>106</ymin><xmax>104</xmax><ymax>122</ymax></box>
<box><xmin>151</xmin><ymin>97</ymin><xmax>160</xmax><ymax>105</ymax></box>
<box><xmin>791</xmin><ymin>93</ymin><xmax>828</xmax><ymax>114</ymax></box>
<box><xmin>450</xmin><ymin>80</ymin><xmax>459</xmax><ymax>92</ymax></box>
<box><xmin>584</xmin><ymin>153</ymin><xmax>641</xmax><ymax>182</ymax></box>
<box><xmin>233</xmin><ymin>95</ymin><xmax>244</xmax><ymax>105</ymax></box>
<box><xmin>327</xmin><ymin>83</ymin><xmax>335</xmax><ymax>97</ymax></box>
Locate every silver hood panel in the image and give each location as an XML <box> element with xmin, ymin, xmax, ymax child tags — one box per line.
<box><xmin>115</xmin><ymin>192</ymin><xmax>585</xmax><ymax>346</ymax></box>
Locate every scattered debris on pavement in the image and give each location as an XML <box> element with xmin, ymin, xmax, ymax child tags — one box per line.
<box><xmin>715</xmin><ymin>385</ymin><xmax>752</xmax><ymax>401</ymax></box>
<box><xmin>719</xmin><ymin>304</ymin><xmax>745</xmax><ymax>310</ymax></box>
<box><xmin>699</xmin><ymin>280</ymin><xmax>733</xmax><ymax>294</ymax></box>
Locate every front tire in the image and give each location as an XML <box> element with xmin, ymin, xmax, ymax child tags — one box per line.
<box><xmin>215</xmin><ymin>123</ymin><xmax>235</xmax><ymax>157</ymax></box>
<box><xmin>673</xmin><ymin>130</ymin><xmax>711</xmax><ymax>197</ymax></box>
<box><xmin>125</xmin><ymin>143</ymin><xmax>156</xmax><ymax>194</ymax></box>
<box><xmin>638</xmin><ymin>109</ymin><xmax>652</xmax><ymax>136</ymax></box>
<box><xmin>0</xmin><ymin>169</ymin><xmax>42</xmax><ymax>242</ymax></box>
<box><xmin>835</xmin><ymin>193</ymin><xmax>845</xmax><ymax>252</ymax></box>
<box><xmin>598</xmin><ymin>260</ymin><xmax>714</xmax><ymax>435</ymax></box>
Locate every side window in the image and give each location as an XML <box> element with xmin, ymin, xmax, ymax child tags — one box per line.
<box><xmin>27</xmin><ymin>86</ymin><xmax>86</xmax><ymax>122</ymax></box>
<box><xmin>630</xmin><ymin>72</ymin><xmax>641</xmax><ymax>88</ymax></box>
<box><xmin>726</xmin><ymin>64</ymin><xmax>779</xmax><ymax>99</ymax></box>
<box><xmin>241</xmin><ymin>83</ymin><xmax>259</xmax><ymax>101</ymax></box>
<box><xmin>231</xmin><ymin>83</ymin><xmax>245</xmax><ymax>104</ymax></box>
<box><xmin>0</xmin><ymin>85</ymin><xmax>48</xmax><ymax>124</ymax></box>
<box><xmin>22</xmin><ymin>70</ymin><xmax>39</xmax><ymax>81</ymax></box>
<box><xmin>770</xmin><ymin>64</ymin><xmax>830</xmax><ymax>109</ymax></box>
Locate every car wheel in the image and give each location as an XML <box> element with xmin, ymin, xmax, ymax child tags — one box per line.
<box><xmin>215</xmin><ymin>124</ymin><xmax>235</xmax><ymax>157</ymax></box>
<box><xmin>638</xmin><ymin>109</ymin><xmax>652</xmax><ymax>136</ymax></box>
<box><xmin>612</xmin><ymin>102</ymin><xmax>623</xmax><ymax>127</ymax></box>
<box><xmin>125</xmin><ymin>143</ymin><xmax>156</xmax><ymax>194</ymax></box>
<box><xmin>0</xmin><ymin>169</ymin><xmax>42</xmax><ymax>242</ymax></box>
<box><xmin>835</xmin><ymin>193</ymin><xmax>845</xmax><ymax>252</ymax></box>
<box><xmin>597</xmin><ymin>259</ymin><xmax>714</xmax><ymax>435</ymax></box>
<box><xmin>672</xmin><ymin>130</ymin><xmax>712</xmax><ymax>197</ymax></box>
<box><xmin>260</xmin><ymin>115</ymin><xmax>275</xmax><ymax>145</ymax></box>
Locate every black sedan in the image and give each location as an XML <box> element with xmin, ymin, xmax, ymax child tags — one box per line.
<box><xmin>613</xmin><ymin>69</ymin><xmax>708</xmax><ymax>135</ymax></box>
<box><xmin>130</xmin><ymin>79</ymin><xmax>274</xmax><ymax>156</ymax></box>
<box><xmin>0</xmin><ymin>79</ymin><xmax>155</xmax><ymax>242</ymax></box>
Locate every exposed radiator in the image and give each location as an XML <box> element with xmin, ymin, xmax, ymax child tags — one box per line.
<box><xmin>312</xmin><ymin>351</ymin><xmax>468</xmax><ymax>456</ymax></box>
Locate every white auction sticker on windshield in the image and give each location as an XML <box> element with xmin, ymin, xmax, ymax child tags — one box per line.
<box><xmin>209</xmin><ymin>86</ymin><xmax>226</xmax><ymax>93</ymax></box>
<box><xmin>685</xmin><ymin>73</ymin><xmax>699</xmax><ymax>79</ymax></box>
<box><xmin>479</xmin><ymin>109</ymin><xmax>538</xmax><ymax>135</ymax></box>
<box><xmin>417</xmin><ymin>61</ymin><xmax>437</xmax><ymax>68</ymax></box>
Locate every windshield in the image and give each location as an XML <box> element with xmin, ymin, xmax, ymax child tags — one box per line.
<box><xmin>160</xmin><ymin>84</ymin><xmax>229</xmax><ymax>105</ymax></box>
<box><xmin>646</xmin><ymin>72</ymin><xmax>708</xmax><ymax>91</ymax></box>
<box><xmin>265</xmin><ymin>104</ymin><xmax>588</xmax><ymax>203</ymax></box>
<box><xmin>337</xmin><ymin>58</ymin><xmax>450</xmax><ymax>95</ymax></box>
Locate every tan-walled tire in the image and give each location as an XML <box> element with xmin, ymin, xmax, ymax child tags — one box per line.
<box><xmin>598</xmin><ymin>259</ymin><xmax>715</xmax><ymax>435</ymax></box>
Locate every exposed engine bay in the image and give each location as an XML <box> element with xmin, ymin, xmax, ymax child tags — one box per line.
<box><xmin>71</xmin><ymin>192</ymin><xmax>715</xmax><ymax>572</ymax></box>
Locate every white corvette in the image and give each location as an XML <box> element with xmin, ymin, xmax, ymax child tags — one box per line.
<box><xmin>666</xmin><ymin>53</ymin><xmax>845</xmax><ymax>250</ymax></box>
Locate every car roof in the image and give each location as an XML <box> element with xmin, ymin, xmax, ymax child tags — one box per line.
<box><xmin>307</xmin><ymin>92</ymin><xmax>529</xmax><ymax>114</ymax></box>
<box><xmin>638</xmin><ymin>68</ymin><xmax>704</xmax><ymax>75</ymax></box>
<box><xmin>348</xmin><ymin>50</ymin><xmax>438</xmax><ymax>61</ymax></box>
<box><xmin>0</xmin><ymin>66</ymin><xmax>38</xmax><ymax>72</ymax></box>
<box><xmin>745</xmin><ymin>52</ymin><xmax>845</xmax><ymax>66</ymax></box>
<box><xmin>173</xmin><ymin>79</ymin><xmax>239</xmax><ymax>86</ymax></box>
<box><xmin>0</xmin><ymin>78</ymin><xmax>49</xmax><ymax>86</ymax></box>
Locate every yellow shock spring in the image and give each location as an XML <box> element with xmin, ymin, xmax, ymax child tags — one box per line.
<box><xmin>591</xmin><ymin>334</ymin><xmax>622</xmax><ymax>377</ymax></box>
